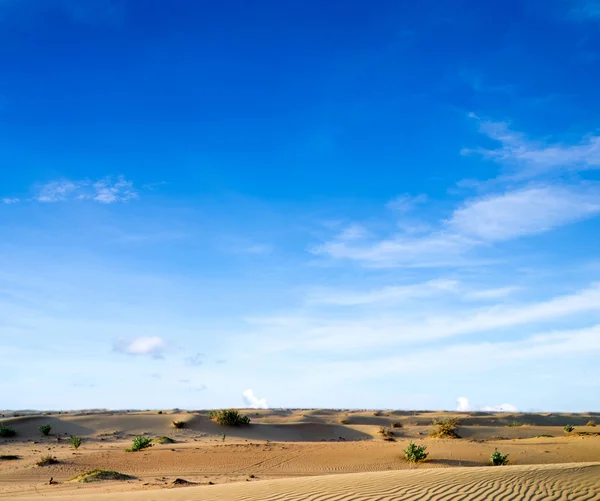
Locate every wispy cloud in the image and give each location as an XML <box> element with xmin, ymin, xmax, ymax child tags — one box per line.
<box><xmin>569</xmin><ymin>0</ymin><xmax>600</xmax><ymax>21</ymax></box>
<box><xmin>185</xmin><ymin>352</ymin><xmax>204</xmax><ymax>367</ymax></box>
<box><xmin>314</xmin><ymin>184</ymin><xmax>600</xmax><ymax>267</ymax></box>
<box><xmin>456</xmin><ymin>397</ymin><xmax>517</xmax><ymax>413</ymax></box>
<box><xmin>114</xmin><ymin>336</ymin><xmax>167</xmax><ymax>358</ymax></box>
<box><xmin>1</xmin><ymin>197</ymin><xmax>19</xmax><ymax>204</ymax></box>
<box><xmin>464</xmin><ymin>114</ymin><xmax>600</xmax><ymax>179</ymax></box>
<box><xmin>386</xmin><ymin>193</ymin><xmax>428</xmax><ymax>213</ymax></box>
<box><xmin>29</xmin><ymin>176</ymin><xmax>139</xmax><ymax>204</ymax></box>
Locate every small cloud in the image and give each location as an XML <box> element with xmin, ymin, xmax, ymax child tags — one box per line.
<box><xmin>150</xmin><ymin>373</ymin><xmax>162</xmax><ymax>379</ymax></box>
<box><xmin>1</xmin><ymin>197</ymin><xmax>19</xmax><ymax>204</ymax></box>
<box><xmin>337</xmin><ymin>223</ymin><xmax>368</xmax><ymax>241</ymax></box>
<box><xmin>387</xmin><ymin>193</ymin><xmax>428</xmax><ymax>213</ymax></box>
<box><xmin>32</xmin><ymin>176</ymin><xmax>138</xmax><ymax>204</ymax></box>
<box><xmin>113</xmin><ymin>336</ymin><xmax>167</xmax><ymax>358</ymax></box>
<box><xmin>242</xmin><ymin>389</ymin><xmax>268</xmax><ymax>409</ymax></box>
<box><xmin>185</xmin><ymin>353</ymin><xmax>204</xmax><ymax>367</ymax></box>
<box><xmin>482</xmin><ymin>403</ymin><xmax>518</xmax><ymax>412</ymax></box>
<box><xmin>456</xmin><ymin>396</ymin><xmax>471</xmax><ymax>412</ymax></box>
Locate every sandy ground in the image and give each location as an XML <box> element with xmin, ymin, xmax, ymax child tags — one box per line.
<box><xmin>1</xmin><ymin>409</ymin><xmax>599</xmax><ymax>500</ymax></box>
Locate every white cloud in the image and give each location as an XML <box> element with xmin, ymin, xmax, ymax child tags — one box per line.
<box><xmin>463</xmin><ymin>287</ymin><xmax>520</xmax><ymax>301</ymax></box>
<box><xmin>457</xmin><ymin>396</ymin><xmax>471</xmax><ymax>411</ymax></box>
<box><xmin>315</xmin><ymin>183</ymin><xmax>600</xmax><ymax>267</ymax></box>
<box><xmin>308</xmin><ymin>279</ymin><xmax>459</xmax><ymax>306</ymax></box>
<box><xmin>1</xmin><ymin>197</ymin><xmax>20</xmax><ymax>204</ymax></box>
<box><xmin>481</xmin><ymin>403</ymin><xmax>518</xmax><ymax>412</ymax></box>
<box><xmin>387</xmin><ymin>193</ymin><xmax>428</xmax><ymax>213</ymax></box>
<box><xmin>448</xmin><ymin>185</ymin><xmax>600</xmax><ymax>242</ymax></box>
<box><xmin>464</xmin><ymin>114</ymin><xmax>600</xmax><ymax>178</ymax></box>
<box><xmin>33</xmin><ymin>176</ymin><xmax>138</xmax><ymax>204</ymax></box>
<box><xmin>114</xmin><ymin>336</ymin><xmax>167</xmax><ymax>358</ymax></box>
<box><xmin>242</xmin><ymin>389</ymin><xmax>269</xmax><ymax>409</ymax></box>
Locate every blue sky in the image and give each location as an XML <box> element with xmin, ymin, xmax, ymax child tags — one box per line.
<box><xmin>1</xmin><ymin>0</ymin><xmax>600</xmax><ymax>412</ymax></box>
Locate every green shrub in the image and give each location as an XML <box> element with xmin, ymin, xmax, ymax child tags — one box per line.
<box><xmin>391</xmin><ymin>422</ymin><xmax>403</xmax><ymax>428</ymax></box>
<box><xmin>37</xmin><ymin>455</ymin><xmax>59</xmax><ymax>466</ymax></box>
<box><xmin>490</xmin><ymin>448</ymin><xmax>509</xmax><ymax>466</ymax></box>
<box><xmin>158</xmin><ymin>411</ymin><xmax>163</xmax><ymax>415</ymax></box>
<box><xmin>39</xmin><ymin>424</ymin><xmax>52</xmax><ymax>436</ymax></box>
<box><xmin>126</xmin><ymin>436</ymin><xmax>153</xmax><ymax>452</ymax></box>
<box><xmin>586</xmin><ymin>420</ymin><xmax>596</xmax><ymax>427</ymax></box>
<box><xmin>564</xmin><ymin>424</ymin><xmax>574</xmax><ymax>433</ymax></box>
<box><xmin>72</xmin><ymin>469</ymin><xmax>135</xmax><ymax>482</ymax></box>
<box><xmin>70</xmin><ymin>436</ymin><xmax>82</xmax><ymax>449</ymax></box>
<box><xmin>172</xmin><ymin>420</ymin><xmax>185</xmax><ymax>429</ymax></box>
<box><xmin>431</xmin><ymin>418</ymin><xmax>460</xmax><ymax>438</ymax></box>
<box><xmin>0</xmin><ymin>425</ymin><xmax>16</xmax><ymax>437</ymax></box>
<box><xmin>210</xmin><ymin>409</ymin><xmax>250</xmax><ymax>426</ymax></box>
<box><xmin>403</xmin><ymin>441</ymin><xmax>428</xmax><ymax>463</ymax></box>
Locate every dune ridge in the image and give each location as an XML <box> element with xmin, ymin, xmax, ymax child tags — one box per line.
<box><xmin>10</xmin><ymin>462</ymin><xmax>600</xmax><ymax>501</ymax></box>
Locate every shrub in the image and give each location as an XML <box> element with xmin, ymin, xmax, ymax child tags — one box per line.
<box><xmin>70</xmin><ymin>436</ymin><xmax>82</xmax><ymax>449</ymax></box>
<box><xmin>0</xmin><ymin>455</ymin><xmax>19</xmax><ymax>460</ymax></box>
<box><xmin>403</xmin><ymin>441</ymin><xmax>428</xmax><ymax>463</ymax></box>
<box><xmin>154</xmin><ymin>436</ymin><xmax>175</xmax><ymax>444</ymax></box>
<box><xmin>378</xmin><ymin>426</ymin><xmax>395</xmax><ymax>439</ymax></box>
<box><xmin>158</xmin><ymin>411</ymin><xmax>163</xmax><ymax>415</ymax></box>
<box><xmin>431</xmin><ymin>418</ymin><xmax>460</xmax><ymax>438</ymax></box>
<box><xmin>37</xmin><ymin>455</ymin><xmax>59</xmax><ymax>466</ymax></box>
<box><xmin>39</xmin><ymin>424</ymin><xmax>52</xmax><ymax>436</ymax></box>
<box><xmin>564</xmin><ymin>424</ymin><xmax>574</xmax><ymax>433</ymax></box>
<box><xmin>0</xmin><ymin>425</ymin><xmax>16</xmax><ymax>437</ymax></box>
<box><xmin>586</xmin><ymin>420</ymin><xmax>596</xmax><ymax>427</ymax></box>
<box><xmin>391</xmin><ymin>422</ymin><xmax>403</xmax><ymax>428</ymax></box>
<box><xmin>221</xmin><ymin>433</ymin><xmax>226</xmax><ymax>442</ymax></box>
<box><xmin>210</xmin><ymin>409</ymin><xmax>250</xmax><ymax>426</ymax></box>
<box><xmin>172</xmin><ymin>421</ymin><xmax>185</xmax><ymax>429</ymax></box>
<box><xmin>126</xmin><ymin>436</ymin><xmax>153</xmax><ymax>452</ymax></box>
<box><xmin>490</xmin><ymin>448</ymin><xmax>509</xmax><ymax>466</ymax></box>
<box><xmin>373</xmin><ymin>411</ymin><xmax>383</xmax><ymax>417</ymax></box>
<box><xmin>339</xmin><ymin>419</ymin><xmax>350</xmax><ymax>424</ymax></box>
<box><xmin>72</xmin><ymin>469</ymin><xmax>135</xmax><ymax>482</ymax></box>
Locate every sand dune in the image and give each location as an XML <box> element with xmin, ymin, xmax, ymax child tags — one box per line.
<box><xmin>10</xmin><ymin>463</ymin><xmax>600</xmax><ymax>501</ymax></box>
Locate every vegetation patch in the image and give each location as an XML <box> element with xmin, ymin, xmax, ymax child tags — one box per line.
<box><xmin>535</xmin><ymin>434</ymin><xmax>554</xmax><ymax>438</ymax></box>
<box><xmin>586</xmin><ymin>420</ymin><xmax>596</xmax><ymax>427</ymax></box>
<box><xmin>490</xmin><ymin>448</ymin><xmax>509</xmax><ymax>466</ymax></box>
<box><xmin>154</xmin><ymin>436</ymin><xmax>175</xmax><ymax>444</ymax></box>
<box><xmin>391</xmin><ymin>422</ymin><xmax>403</xmax><ymax>428</ymax></box>
<box><xmin>403</xmin><ymin>441</ymin><xmax>428</xmax><ymax>463</ymax></box>
<box><xmin>72</xmin><ymin>470</ymin><xmax>135</xmax><ymax>482</ymax></box>
<box><xmin>126</xmin><ymin>436</ymin><xmax>153</xmax><ymax>452</ymax></box>
<box><xmin>564</xmin><ymin>424</ymin><xmax>574</xmax><ymax>433</ymax></box>
<box><xmin>70</xmin><ymin>436</ymin><xmax>82</xmax><ymax>449</ymax></box>
<box><xmin>208</xmin><ymin>409</ymin><xmax>251</xmax><ymax>426</ymax></box>
<box><xmin>39</xmin><ymin>424</ymin><xmax>52</xmax><ymax>436</ymax></box>
<box><xmin>37</xmin><ymin>455</ymin><xmax>59</xmax><ymax>466</ymax></box>
<box><xmin>430</xmin><ymin>418</ymin><xmax>461</xmax><ymax>438</ymax></box>
<box><xmin>0</xmin><ymin>425</ymin><xmax>16</xmax><ymax>438</ymax></box>
<box><xmin>378</xmin><ymin>426</ymin><xmax>395</xmax><ymax>440</ymax></box>
<box><xmin>0</xmin><ymin>455</ymin><xmax>19</xmax><ymax>460</ymax></box>
<box><xmin>172</xmin><ymin>420</ymin><xmax>185</xmax><ymax>429</ymax></box>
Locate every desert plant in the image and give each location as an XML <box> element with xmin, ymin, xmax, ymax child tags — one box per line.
<box><xmin>221</xmin><ymin>433</ymin><xmax>226</xmax><ymax>442</ymax></box>
<box><xmin>339</xmin><ymin>419</ymin><xmax>350</xmax><ymax>424</ymax></box>
<box><xmin>210</xmin><ymin>409</ymin><xmax>250</xmax><ymax>426</ymax></box>
<box><xmin>37</xmin><ymin>455</ymin><xmax>59</xmax><ymax>466</ymax></box>
<box><xmin>564</xmin><ymin>424</ymin><xmax>574</xmax><ymax>433</ymax></box>
<box><xmin>172</xmin><ymin>420</ymin><xmax>185</xmax><ymax>429</ymax></box>
<box><xmin>126</xmin><ymin>435</ymin><xmax>153</xmax><ymax>452</ymax></box>
<box><xmin>490</xmin><ymin>448</ymin><xmax>509</xmax><ymax>466</ymax></box>
<box><xmin>0</xmin><ymin>425</ymin><xmax>16</xmax><ymax>437</ymax></box>
<box><xmin>70</xmin><ymin>436</ymin><xmax>82</xmax><ymax>449</ymax></box>
<box><xmin>72</xmin><ymin>469</ymin><xmax>135</xmax><ymax>482</ymax></box>
<box><xmin>373</xmin><ymin>411</ymin><xmax>383</xmax><ymax>417</ymax></box>
<box><xmin>378</xmin><ymin>426</ymin><xmax>395</xmax><ymax>438</ymax></box>
<box><xmin>403</xmin><ymin>441</ymin><xmax>428</xmax><ymax>463</ymax></box>
<box><xmin>431</xmin><ymin>418</ymin><xmax>461</xmax><ymax>438</ymax></box>
<box><xmin>0</xmin><ymin>455</ymin><xmax>19</xmax><ymax>460</ymax></box>
<box><xmin>391</xmin><ymin>422</ymin><xmax>403</xmax><ymax>428</ymax></box>
<box><xmin>39</xmin><ymin>424</ymin><xmax>52</xmax><ymax>436</ymax></box>
<box><xmin>158</xmin><ymin>411</ymin><xmax>163</xmax><ymax>415</ymax></box>
<box><xmin>154</xmin><ymin>436</ymin><xmax>175</xmax><ymax>444</ymax></box>
<box><xmin>586</xmin><ymin>420</ymin><xmax>596</xmax><ymax>427</ymax></box>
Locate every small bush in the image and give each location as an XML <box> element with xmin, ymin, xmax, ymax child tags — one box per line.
<box><xmin>586</xmin><ymin>420</ymin><xmax>596</xmax><ymax>427</ymax></box>
<box><xmin>70</xmin><ymin>436</ymin><xmax>82</xmax><ymax>449</ymax></box>
<box><xmin>221</xmin><ymin>433</ymin><xmax>226</xmax><ymax>442</ymax></box>
<box><xmin>126</xmin><ymin>436</ymin><xmax>153</xmax><ymax>452</ymax></box>
<box><xmin>0</xmin><ymin>425</ymin><xmax>16</xmax><ymax>437</ymax></box>
<box><xmin>403</xmin><ymin>441</ymin><xmax>428</xmax><ymax>463</ymax></box>
<box><xmin>0</xmin><ymin>455</ymin><xmax>19</xmax><ymax>460</ymax></box>
<box><xmin>72</xmin><ymin>469</ymin><xmax>135</xmax><ymax>482</ymax></box>
<box><xmin>210</xmin><ymin>409</ymin><xmax>250</xmax><ymax>426</ymax></box>
<box><xmin>378</xmin><ymin>426</ymin><xmax>395</xmax><ymax>439</ymax></box>
<box><xmin>490</xmin><ymin>448</ymin><xmax>509</xmax><ymax>466</ymax></box>
<box><xmin>37</xmin><ymin>455</ymin><xmax>59</xmax><ymax>466</ymax></box>
<box><xmin>373</xmin><ymin>411</ymin><xmax>383</xmax><ymax>417</ymax></box>
<box><xmin>158</xmin><ymin>411</ymin><xmax>163</xmax><ymax>415</ymax></box>
<box><xmin>154</xmin><ymin>436</ymin><xmax>175</xmax><ymax>444</ymax></box>
<box><xmin>431</xmin><ymin>418</ymin><xmax>460</xmax><ymax>438</ymax></box>
<box><xmin>508</xmin><ymin>421</ymin><xmax>522</xmax><ymax>427</ymax></box>
<box><xmin>564</xmin><ymin>424</ymin><xmax>574</xmax><ymax>433</ymax></box>
<box><xmin>391</xmin><ymin>422</ymin><xmax>403</xmax><ymax>428</ymax></box>
<box><xmin>39</xmin><ymin>424</ymin><xmax>52</xmax><ymax>436</ymax></box>
<box><xmin>339</xmin><ymin>419</ymin><xmax>350</xmax><ymax>424</ymax></box>
<box><xmin>172</xmin><ymin>421</ymin><xmax>185</xmax><ymax>429</ymax></box>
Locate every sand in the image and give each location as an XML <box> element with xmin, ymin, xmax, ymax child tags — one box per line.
<box><xmin>1</xmin><ymin>409</ymin><xmax>599</xmax><ymax>500</ymax></box>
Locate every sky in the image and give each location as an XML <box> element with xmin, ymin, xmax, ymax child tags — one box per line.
<box><xmin>1</xmin><ymin>0</ymin><xmax>600</xmax><ymax>412</ymax></box>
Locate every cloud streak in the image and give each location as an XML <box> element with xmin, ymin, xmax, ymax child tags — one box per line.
<box><xmin>114</xmin><ymin>336</ymin><xmax>167</xmax><ymax>358</ymax></box>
